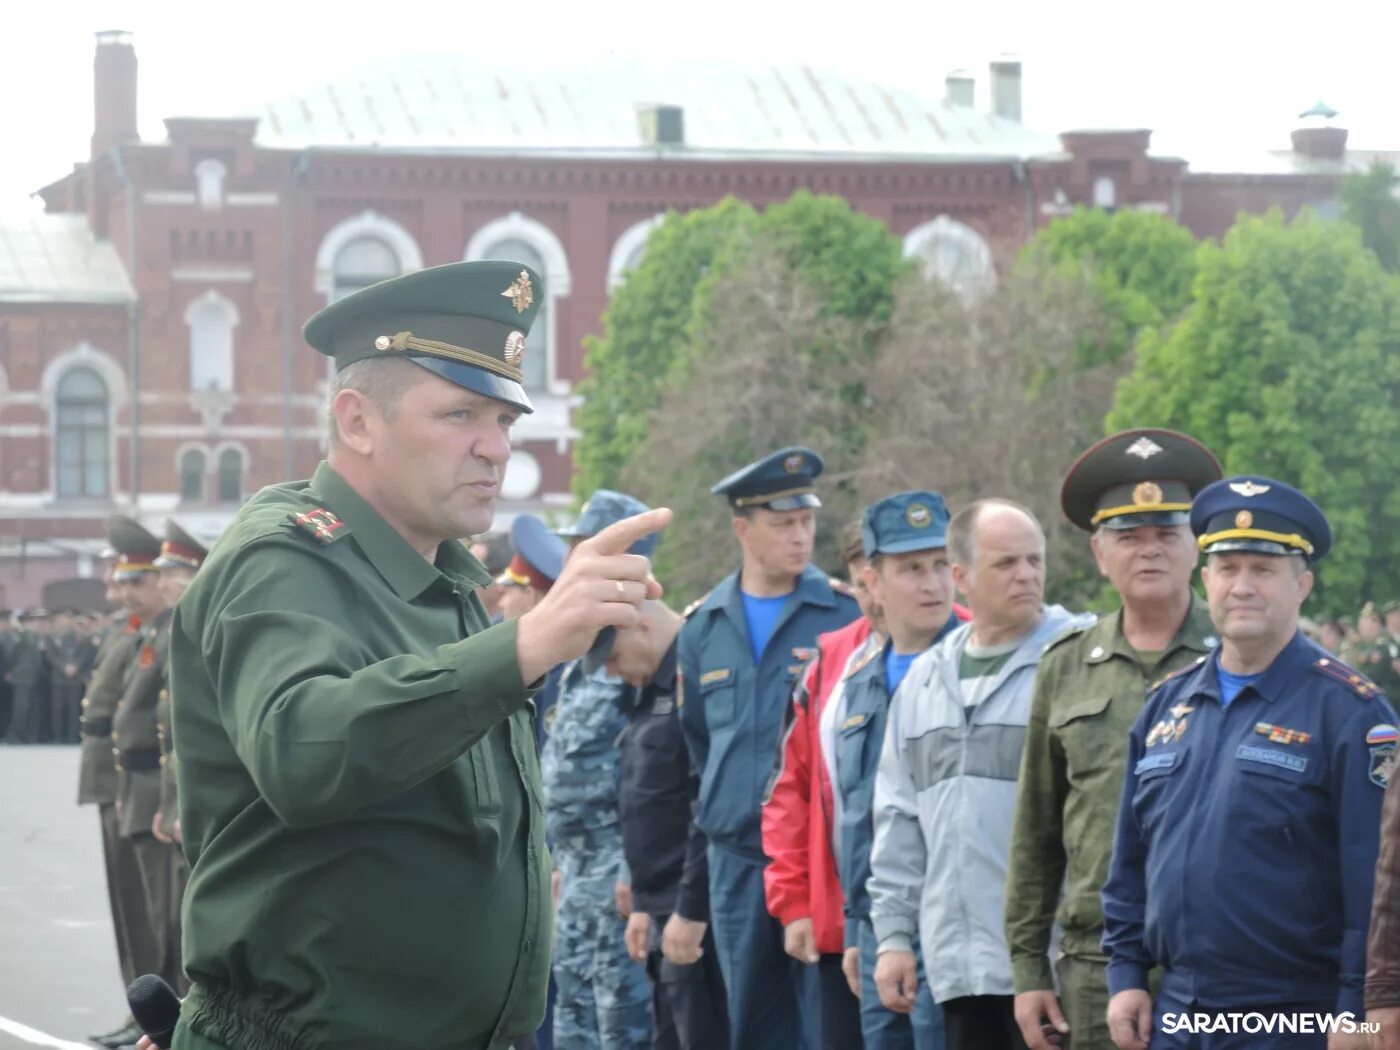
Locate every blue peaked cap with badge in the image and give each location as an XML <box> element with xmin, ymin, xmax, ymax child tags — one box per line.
<box><xmin>711</xmin><ymin>446</ymin><xmax>824</xmax><ymax>512</ymax></box>
<box><xmin>557</xmin><ymin>489</ymin><xmax>657</xmax><ymax>557</ymax></box>
<box><xmin>498</xmin><ymin>514</ymin><xmax>567</xmax><ymax>589</ymax></box>
<box><xmin>1192</xmin><ymin>475</ymin><xmax>1332</xmax><ymax>563</ymax></box>
<box><xmin>861</xmin><ymin>491</ymin><xmax>951</xmax><ymax>558</ymax></box>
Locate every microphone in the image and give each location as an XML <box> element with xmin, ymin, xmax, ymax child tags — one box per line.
<box><xmin>126</xmin><ymin>974</ymin><xmax>181</xmax><ymax>1049</ymax></box>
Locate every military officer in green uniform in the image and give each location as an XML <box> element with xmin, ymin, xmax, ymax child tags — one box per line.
<box><xmin>1342</xmin><ymin>602</ymin><xmax>1399</xmax><ymax>700</ymax></box>
<box><xmin>85</xmin><ymin>521</ymin><xmax>165</xmax><ymax>1050</ymax></box>
<box><xmin>1005</xmin><ymin>429</ymin><xmax>1222</xmax><ymax>1050</ymax></box>
<box><xmin>162</xmin><ymin>260</ymin><xmax>669</xmax><ymax>1050</ymax></box>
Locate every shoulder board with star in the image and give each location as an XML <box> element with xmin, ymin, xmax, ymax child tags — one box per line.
<box><xmin>285</xmin><ymin>506</ymin><xmax>350</xmax><ymax>545</ymax></box>
<box><xmin>828</xmin><ymin>577</ymin><xmax>855</xmax><ymax>598</ymax></box>
<box><xmin>843</xmin><ymin>641</ymin><xmax>883</xmax><ymax>682</ymax></box>
<box><xmin>1312</xmin><ymin>656</ymin><xmax>1385</xmax><ymax>700</ymax></box>
<box><xmin>683</xmin><ymin>590</ymin><xmax>714</xmax><ymax>619</ymax></box>
<box><xmin>1150</xmin><ymin>654</ymin><xmax>1207</xmax><ymax>693</ymax></box>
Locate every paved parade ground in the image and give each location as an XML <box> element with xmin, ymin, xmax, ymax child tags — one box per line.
<box><xmin>0</xmin><ymin>746</ymin><xmax>124</xmax><ymax>1050</ymax></box>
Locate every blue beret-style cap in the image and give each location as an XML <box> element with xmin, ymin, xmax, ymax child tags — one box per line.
<box><xmin>558</xmin><ymin>489</ymin><xmax>656</xmax><ymax>557</ymax></box>
<box><xmin>861</xmin><ymin>491</ymin><xmax>951</xmax><ymax>558</ymax></box>
<box><xmin>499</xmin><ymin>514</ymin><xmax>567</xmax><ymax>587</ymax></box>
<box><xmin>1191</xmin><ymin>476</ymin><xmax>1332</xmax><ymax>563</ymax></box>
<box><xmin>711</xmin><ymin>446</ymin><xmax>824</xmax><ymax>512</ymax></box>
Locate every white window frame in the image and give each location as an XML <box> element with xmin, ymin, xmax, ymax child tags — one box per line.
<box><xmin>194</xmin><ymin>158</ymin><xmax>227</xmax><ymax>211</ymax></box>
<box><xmin>175</xmin><ymin>442</ymin><xmax>212</xmax><ymax>503</ymax></box>
<box><xmin>314</xmin><ymin>210</ymin><xmax>424</xmax><ymax>304</ymax></box>
<box><xmin>212</xmin><ymin>441</ymin><xmax>250</xmax><ymax>504</ymax></box>
<box><xmin>40</xmin><ymin>344</ymin><xmax>126</xmax><ymax>503</ymax></box>
<box><xmin>902</xmin><ymin>215</ymin><xmax>996</xmax><ymax>300</ymax></box>
<box><xmin>607</xmin><ymin>214</ymin><xmax>665</xmax><ymax>291</ymax></box>
<box><xmin>184</xmin><ymin>290</ymin><xmax>240</xmax><ymax>394</ymax></box>
<box><xmin>464</xmin><ymin>212</ymin><xmax>573</xmax><ymax>396</ymax></box>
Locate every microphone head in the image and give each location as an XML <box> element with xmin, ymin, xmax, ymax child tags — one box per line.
<box><xmin>127</xmin><ymin>974</ymin><xmax>181</xmax><ymax>1047</ymax></box>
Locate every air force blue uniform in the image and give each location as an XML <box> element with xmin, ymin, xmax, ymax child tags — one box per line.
<box><xmin>1102</xmin><ymin>476</ymin><xmax>1397</xmax><ymax>1048</ymax></box>
<box><xmin>677</xmin><ymin>447</ymin><xmax>860</xmax><ymax>1050</ymax></box>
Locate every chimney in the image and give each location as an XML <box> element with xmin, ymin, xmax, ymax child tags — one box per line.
<box><xmin>638</xmin><ymin>104</ymin><xmax>685</xmax><ymax>148</ymax></box>
<box><xmin>92</xmin><ymin>30</ymin><xmax>138</xmax><ymax>158</ymax></box>
<box><xmin>1291</xmin><ymin>101</ymin><xmax>1348</xmax><ymax>160</ymax></box>
<box><xmin>945</xmin><ymin>70</ymin><xmax>975</xmax><ymax>108</ymax></box>
<box><xmin>990</xmin><ymin>58</ymin><xmax>1022</xmax><ymax>123</ymax></box>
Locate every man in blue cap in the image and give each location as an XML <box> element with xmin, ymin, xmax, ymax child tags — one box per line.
<box><xmin>820</xmin><ymin>492</ymin><xmax>962</xmax><ymax>1049</ymax></box>
<box><xmin>542</xmin><ymin>490</ymin><xmax>655</xmax><ymax>1050</ymax></box>
<box><xmin>496</xmin><ymin>515</ymin><xmax>568</xmax><ymax>757</ymax></box>
<box><xmin>1103</xmin><ymin>476</ymin><xmax>1393</xmax><ymax>1050</ymax></box>
<box><xmin>673</xmin><ymin>447</ymin><xmax>861</xmax><ymax>1049</ymax></box>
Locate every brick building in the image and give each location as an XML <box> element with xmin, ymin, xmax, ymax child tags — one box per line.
<box><xmin>0</xmin><ymin>33</ymin><xmax>1388</xmax><ymax>607</ymax></box>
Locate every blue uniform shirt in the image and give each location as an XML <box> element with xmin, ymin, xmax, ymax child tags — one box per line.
<box><xmin>835</xmin><ymin>614</ymin><xmax>960</xmax><ymax>947</ymax></box>
<box><xmin>741</xmin><ymin>591</ymin><xmax>791</xmax><ymax>666</ymax></box>
<box><xmin>1102</xmin><ymin>631</ymin><xmax>1396</xmax><ymax>1016</ymax></box>
<box><xmin>678</xmin><ymin>564</ymin><xmax>860</xmax><ymax>861</ymax></box>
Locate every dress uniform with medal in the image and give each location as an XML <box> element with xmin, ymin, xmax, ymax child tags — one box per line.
<box><xmin>1102</xmin><ymin>477</ymin><xmax>1395</xmax><ymax>1049</ymax></box>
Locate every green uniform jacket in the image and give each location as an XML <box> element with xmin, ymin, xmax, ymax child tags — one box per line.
<box><xmin>114</xmin><ymin>610</ymin><xmax>173</xmax><ymax>838</ymax></box>
<box><xmin>1005</xmin><ymin>594</ymin><xmax>1217</xmax><ymax>992</ymax></box>
<box><xmin>77</xmin><ymin>616</ymin><xmax>143</xmax><ymax>806</ymax></box>
<box><xmin>170</xmin><ymin>462</ymin><xmax>549</xmax><ymax>1050</ymax></box>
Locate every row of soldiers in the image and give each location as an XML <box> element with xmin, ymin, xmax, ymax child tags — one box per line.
<box><xmin>83</xmin><ymin>518</ymin><xmax>210</xmax><ymax>1050</ymax></box>
<box><xmin>0</xmin><ymin>608</ymin><xmax>106</xmax><ymax>743</ymax></box>
<box><xmin>482</xmin><ymin>428</ymin><xmax>1395</xmax><ymax>1050</ymax></box>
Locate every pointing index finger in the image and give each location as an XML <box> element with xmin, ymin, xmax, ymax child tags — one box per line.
<box><xmin>583</xmin><ymin>508</ymin><xmax>673</xmax><ymax>558</ymax></box>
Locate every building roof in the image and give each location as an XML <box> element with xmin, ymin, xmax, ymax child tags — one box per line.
<box><xmin>0</xmin><ymin>209</ymin><xmax>134</xmax><ymax>304</ymax></box>
<box><xmin>253</xmin><ymin>55</ymin><xmax>1059</xmax><ymax>161</ymax></box>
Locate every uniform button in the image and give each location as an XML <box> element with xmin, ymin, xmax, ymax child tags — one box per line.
<box><xmin>1090</xmin><ymin>646</ymin><xmax>1105</xmax><ymax>659</ymax></box>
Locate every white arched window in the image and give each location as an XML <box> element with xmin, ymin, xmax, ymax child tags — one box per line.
<box><xmin>179</xmin><ymin>447</ymin><xmax>207</xmax><ymax>503</ymax></box>
<box><xmin>1093</xmin><ymin>176</ymin><xmax>1117</xmax><ymax>210</ymax></box>
<box><xmin>55</xmin><ymin>368</ymin><xmax>109</xmax><ymax>499</ymax></box>
<box><xmin>216</xmin><ymin>446</ymin><xmax>246</xmax><ymax>504</ymax></box>
<box><xmin>195</xmin><ymin>159</ymin><xmax>227</xmax><ymax>210</ymax></box>
<box><xmin>185</xmin><ymin>291</ymin><xmax>238</xmax><ymax>393</ymax></box>
<box><xmin>466</xmin><ymin>213</ymin><xmax>572</xmax><ymax>395</ymax></box>
<box><xmin>314</xmin><ymin>211</ymin><xmax>423</xmax><ymax>304</ymax></box>
<box><xmin>608</xmin><ymin>214</ymin><xmax>665</xmax><ymax>290</ymax></box>
<box><xmin>903</xmin><ymin>216</ymin><xmax>996</xmax><ymax>300</ymax></box>
<box><xmin>332</xmin><ymin>237</ymin><xmax>400</xmax><ymax>303</ymax></box>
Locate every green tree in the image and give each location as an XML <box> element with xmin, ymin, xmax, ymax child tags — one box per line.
<box><xmin>1019</xmin><ymin>207</ymin><xmax>1199</xmax><ymax>367</ymax></box>
<box><xmin>1109</xmin><ymin>209</ymin><xmax>1400</xmax><ymax>613</ymax></box>
<box><xmin>573</xmin><ymin>198</ymin><xmax>756</xmax><ymax>500</ymax></box>
<box><xmin>1342</xmin><ymin>161</ymin><xmax>1400</xmax><ymax>274</ymax></box>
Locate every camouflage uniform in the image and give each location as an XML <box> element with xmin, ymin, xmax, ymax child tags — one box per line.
<box><xmin>542</xmin><ymin>660</ymin><xmax>651</xmax><ymax>1050</ymax></box>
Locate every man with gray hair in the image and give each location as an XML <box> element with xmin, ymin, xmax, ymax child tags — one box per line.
<box><xmin>868</xmin><ymin>499</ymin><xmax>1092</xmax><ymax>1050</ymax></box>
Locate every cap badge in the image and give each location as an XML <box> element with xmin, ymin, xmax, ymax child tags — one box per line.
<box><xmin>504</xmin><ymin>331</ymin><xmax>527</xmax><ymax>368</ymax></box>
<box><xmin>1133</xmin><ymin>481</ymin><xmax>1164</xmax><ymax>507</ymax></box>
<box><xmin>783</xmin><ymin>453</ymin><xmax>805</xmax><ymax>475</ymax></box>
<box><xmin>1229</xmin><ymin>480</ymin><xmax>1271</xmax><ymax>498</ymax></box>
<box><xmin>1126</xmin><ymin>437</ymin><xmax>1164</xmax><ymax>460</ymax></box>
<box><xmin>906</xmin><ymin>503</ymin><xmax>932</xmax><ymax>528</ymax></box>
<box><xmin>1235</xmin><ymin>510</ymin><xmax>1254</xmax><ymax>528</ymax></box>
<box><xmin>502</xmin><ymin>271</ymin><xmax>534</xmax><ymax>315</ymax></box>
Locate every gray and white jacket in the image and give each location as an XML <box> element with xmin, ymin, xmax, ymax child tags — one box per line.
<box><xmin>867</xmin><ymin>604</ymin><xmax>1090</xmax><ymax>1004</ymax></box>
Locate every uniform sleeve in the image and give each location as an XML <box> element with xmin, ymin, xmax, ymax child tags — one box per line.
<box><xmin>868</xmin><ymin>684</ymin><xmax>926</xmax><ymax>954</ymax></box>
<box><xmin>1368</xmin><ymin>761</ymin><xmax>1400</xmax><ymax>1009</ymax></box>
<box><xmin>762</xmin><ymin>656</ymin><xmax>820</xmax><ymax>927</ymax></box>
<box><xmin>1334</xmin><ymin>694</ymin><xmax>1396</xmax><ymax>1017</ymax></box>
<box><xmin>1102</xmin><ymin>711</ymin><xmax>1153</xmax><ymax>996</ymax></box>
<box><xmin>1006</xmin><ymin>659</ymin><xmax>1070</xmax><ymax>993</ymax></box>
<box><xmin>188</xmin><ymin>540</ymin><xmax>532</xmax><ymax>829</ymax></box>
<box><xmin>675</xmin><ymin>619</ymin><xmax>711</xmax><ymax>923</ymax></box>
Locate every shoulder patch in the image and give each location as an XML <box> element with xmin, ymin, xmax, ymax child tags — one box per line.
<box><xmin>1313</xmin><ymin>656</ymin><xmax>1385</xmax><ymax>700</ymax></box>
<box><xmin>683</xmin><ymin>590</ymin><xmax>714</xmax><ymax>618</ymax></box>
<box><xmin>1150</xmin><ymin>654</ymin><xmax>1207</xmax><ymax>693</ymax></box>
<box><xmin>828</xmin><ymin>577</ymin><xmax>855</xmax><ymax>598</ymax></box>
<box><xmin>287</xmin><ymin>507</ymin><xmax>349</xmax><ymax>544</ymax></box>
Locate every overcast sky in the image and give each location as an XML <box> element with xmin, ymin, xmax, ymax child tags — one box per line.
<box><xmin>1</xmin><ymin>0</ymin><xmax>1389</xmax><ymax>207</ymax></box>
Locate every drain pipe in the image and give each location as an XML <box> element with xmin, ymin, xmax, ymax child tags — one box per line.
<box><xmin>110</xmin><ymin>146</ymin><xmax>140</xmax><ymax>505</ymax></box>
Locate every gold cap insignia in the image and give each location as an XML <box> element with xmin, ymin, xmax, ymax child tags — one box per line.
<box><xmin>1133</xmin><ymin>481</ymin><xmax>1164</xmax><ymax>507</ymax></box>
<box><xmin>1235</xmin><ymin>510</ymin><xmax>1254</xmax><ymax>528</ymax></box>
<box><xmin>1126</xmin><ymin>436</ymin><xmax>1164</xmax><ymax>460</ymax></box>
<box><xmin>504</xmin><ymin>331</ymin><xmax>526</xmax><ymax>368</ymax></box>
<box><xmin>784</xmin><ymin>453</ymin><xmax>805</xmax><ymax>474</ymax></box>
<box><xmin>906</xmin><ymin>503</ymin><xmax>932</xmax><ymax>528</ymax></box>
<box><xmin>502</xmin><ymin>270</ymin><xmax>534</xmax><ymax>315</ymax></box>
<box><xmin>1229</xmin><ymin>480</ymin><xmax>1271</xmax><ymax>498</ymax></box>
